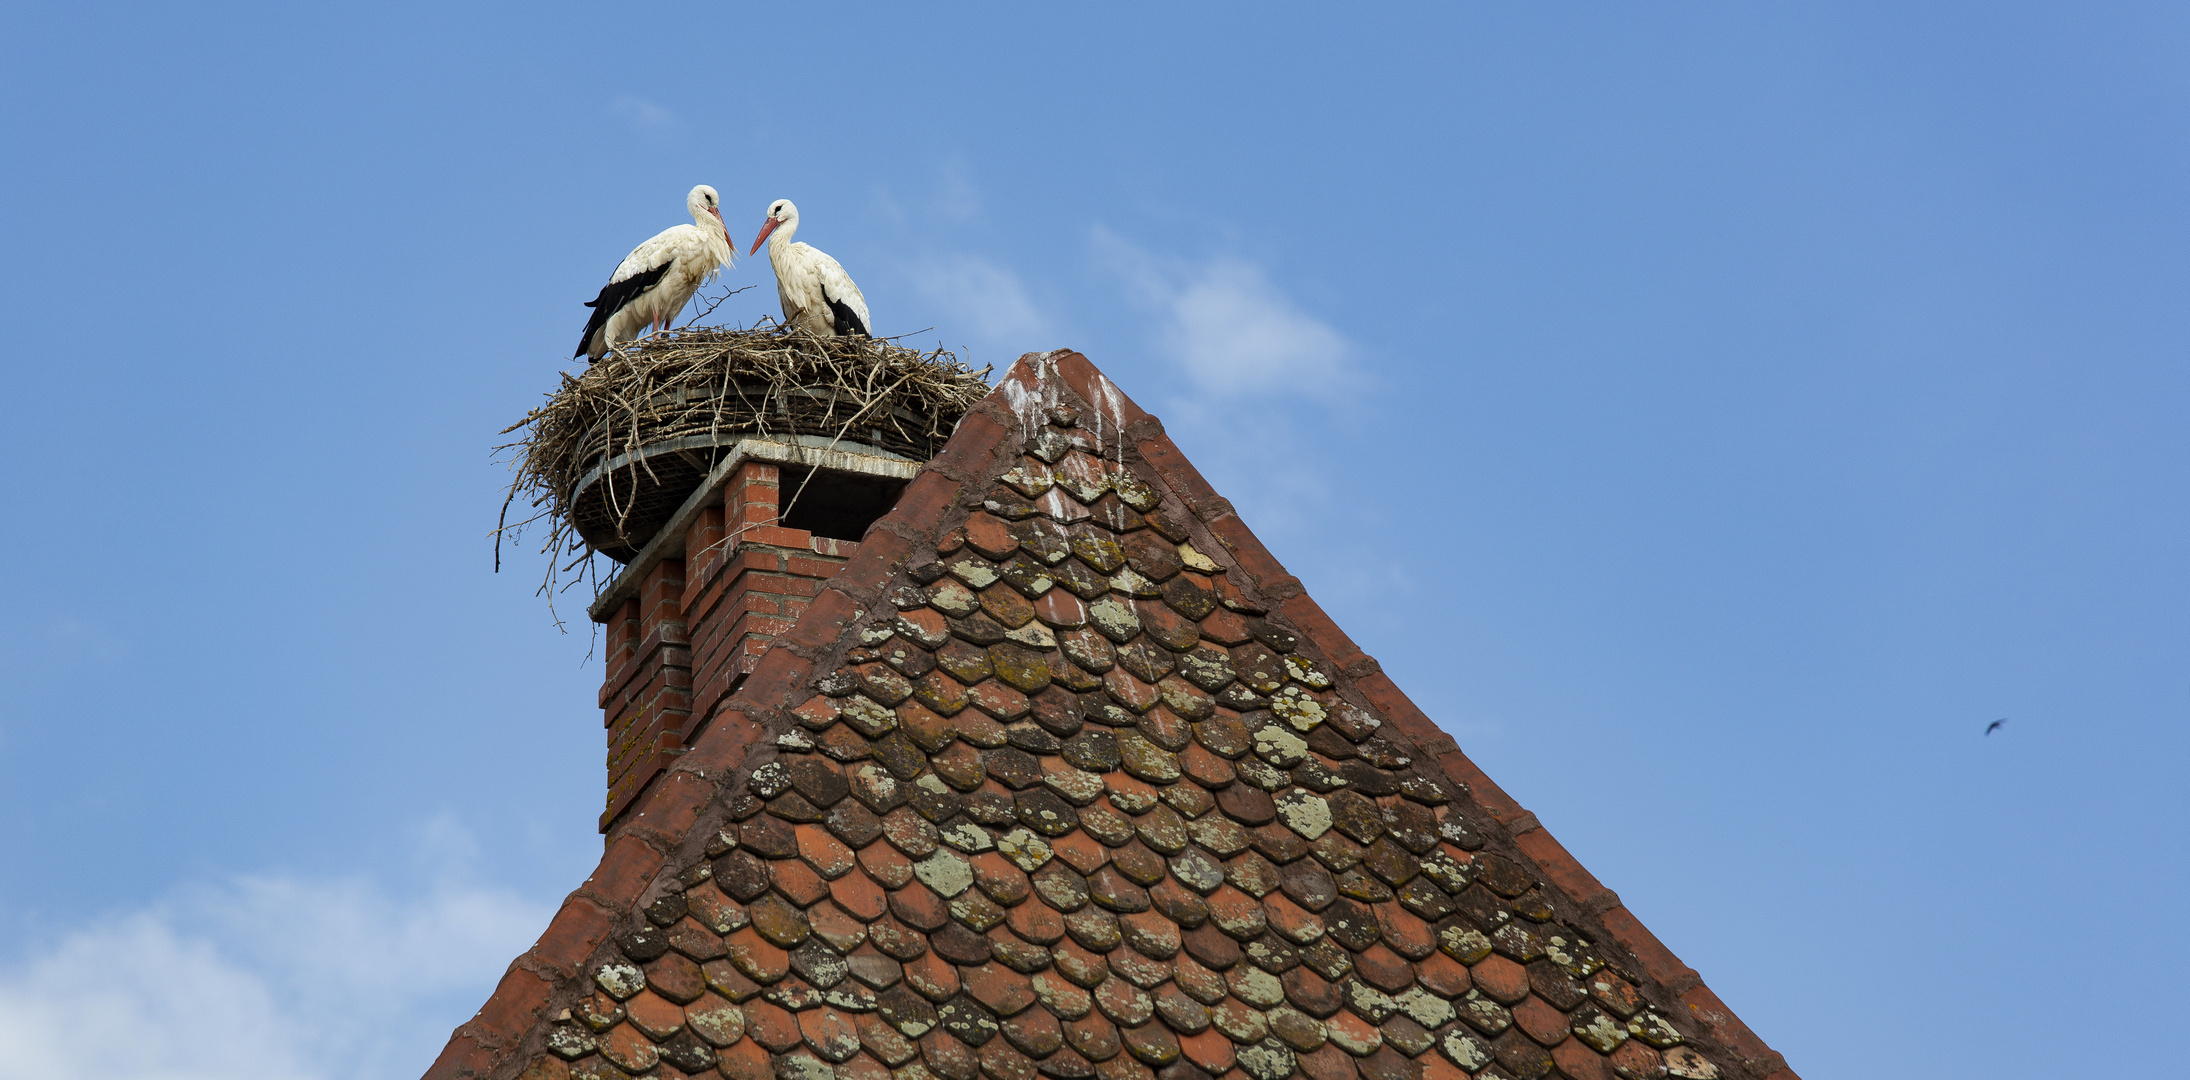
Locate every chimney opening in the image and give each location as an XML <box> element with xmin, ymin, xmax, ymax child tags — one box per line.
<box><xmin>778</xmin><ymin>465</ymin><xmax>905</xmax><ymax>542</ymax></box>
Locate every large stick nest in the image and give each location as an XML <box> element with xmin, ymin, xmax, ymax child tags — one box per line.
<box><xmin>497</xmin><ymin>322</ymin><xmax>992</xmax><ymax>614</ymax></box>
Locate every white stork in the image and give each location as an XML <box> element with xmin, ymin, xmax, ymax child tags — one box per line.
<box><xmin>750</xmin><ymin>199</ymin><xmax>871</xmax><ymax>338</ymax></box>
<box><xmin>575</xmin><ymin>185</ymin><xmax>735</xmax><ymax>361</ymax></box>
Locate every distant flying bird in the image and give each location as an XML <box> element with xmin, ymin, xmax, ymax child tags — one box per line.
<box><xmin>750</xmin><ymin>199</ymin><xmax>871</xmax><ymax>338</ymax></box>
<box><xmin>575</xmin><ymin>185</ymin><xmax>736</xmax><ymax>361</ymax></box>
<box><xmin>1985</xmin><ymin>719</ymin><xmax>2006</xmax><ymax>736</ymax></box>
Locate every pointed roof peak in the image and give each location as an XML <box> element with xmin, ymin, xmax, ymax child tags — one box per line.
<box><xmin>428</xmin><ymin>350</ymin><xmax>1796</xmax><ymax>1080</ymax></box>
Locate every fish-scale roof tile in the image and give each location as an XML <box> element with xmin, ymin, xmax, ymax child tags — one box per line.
<box><xmin>431</xmin><ymin>352</ymin><xmax>1786</xmax><ymax>1080</ymax></box>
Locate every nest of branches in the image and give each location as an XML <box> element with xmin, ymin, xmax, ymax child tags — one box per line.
<box><xmin>497</xmin><ymin>321</ymin><xmax>992</xmax><ymax>613</ymax></box>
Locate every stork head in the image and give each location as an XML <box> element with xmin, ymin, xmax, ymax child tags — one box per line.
<box><xmin>687</xmin><ymin>184</ymin><xmax>728</xmax><ymax>238</ymax></box>
<box><xmin>750</xmin><ymin>198</ymin><xmax>799</xmax><ymax>256</ymax></box>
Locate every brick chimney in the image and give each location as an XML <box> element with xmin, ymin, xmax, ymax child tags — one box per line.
<box><xmin>587</xmin><ymin>442</ymin><xmax>917</xmax><ymax>831</ymax></box>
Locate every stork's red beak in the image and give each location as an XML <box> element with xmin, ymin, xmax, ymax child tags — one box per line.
<box><xmin>709</xmin><ymin>206</ymin><xmax>729</xmax><ymax>242</ymax></box>
<box><xmin>750</xmin><ymin>216</ymin><xmax>780</xmax><ymax>256</ymax></box>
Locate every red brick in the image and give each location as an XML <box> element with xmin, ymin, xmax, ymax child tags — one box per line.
<box><xmin>861</xmin><ymin>1013</ymin><xmax>919</xmax><ymax>1065</ymax></box>
<box><xmin>1102</xmin><ymin>668</ymin><xmax>1158</xmax><ymax>712</ymax></box>
<box><xmin>746</xmin><ymin>525</ymin><xmax>814</xmax><ymax>548</ymax></box>
<box><xmin>955</xmin><ymin>709</ymin><xmax>1010</xmax><ymax>746</ymax></box>
<box><xmin>788</xmin><ymin>553</ymin><xmax>849</xmax><ymax>579</ymax></box>
<box><xmin>729</xmin><ymin>463</ymin><xmax>781</xmax><ymax>527</ymax></box>
<box><xmin>1428</xmin><ymin>746</ymin><xmax>1525</xmax><ymax>826</ymax></box>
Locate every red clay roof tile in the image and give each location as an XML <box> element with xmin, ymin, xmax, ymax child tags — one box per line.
<box><xmin>433</xmin><ymin>352</ymin><xmax>1795</xmax><ymax>1080</ymax></box>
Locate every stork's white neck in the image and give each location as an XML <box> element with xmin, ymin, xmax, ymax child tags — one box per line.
<box><xmin>687</xmin><ymin>205</ymin><xmax>733</xmax><ymax>260</ymax></box>
<box><xmin>767</xmin><ymin>214</ymin><xmax>800</xmax><ymax>258</ymax></box>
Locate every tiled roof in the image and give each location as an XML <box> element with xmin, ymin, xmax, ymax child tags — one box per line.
<box><xmin>428</xmin><ymin>351</ymin><xmax>1795</xmax><ymax>1080</ymax></box>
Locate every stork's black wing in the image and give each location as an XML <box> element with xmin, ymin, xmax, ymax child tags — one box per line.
<box><xmin>575</xmin><ymin>261</ymin><xmax>675</xmax><ymax>359</ymax></box>
<box><xmin>823</xmin><ymin>288</ymin><xmax>869</xmax><ymax>338</ymax></box>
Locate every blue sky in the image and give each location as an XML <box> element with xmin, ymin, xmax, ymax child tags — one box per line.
<box><xmin>2</xmin><ymin>4</ymin><xmax>2186</xmax><ymax>1077</ymax></box>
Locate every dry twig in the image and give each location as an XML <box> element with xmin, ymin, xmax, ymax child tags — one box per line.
<box><xmin>495</xmin><ymin>321</ymin><xmax>991</xmax><ymax>624</ymax></box>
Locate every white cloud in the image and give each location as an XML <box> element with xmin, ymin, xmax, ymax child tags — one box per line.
<box><xmin>0</xmin><ymin>869</ymin><xmax>549</xmax><ymax>1080</ymax></box>
<box><xmin>909</xmin><ymin>254</ymin><xmax>1053</xmax><ymax>348</ymax></box>
<box><xmin>612</xmin><ymin>95</ymin><xmax>677</xmax><ymax>132</ymax></box>
<box><xmin>1091</xmin><ymin>228</ymin><xmax>1351</xmax><ymax>396</ymax></box>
